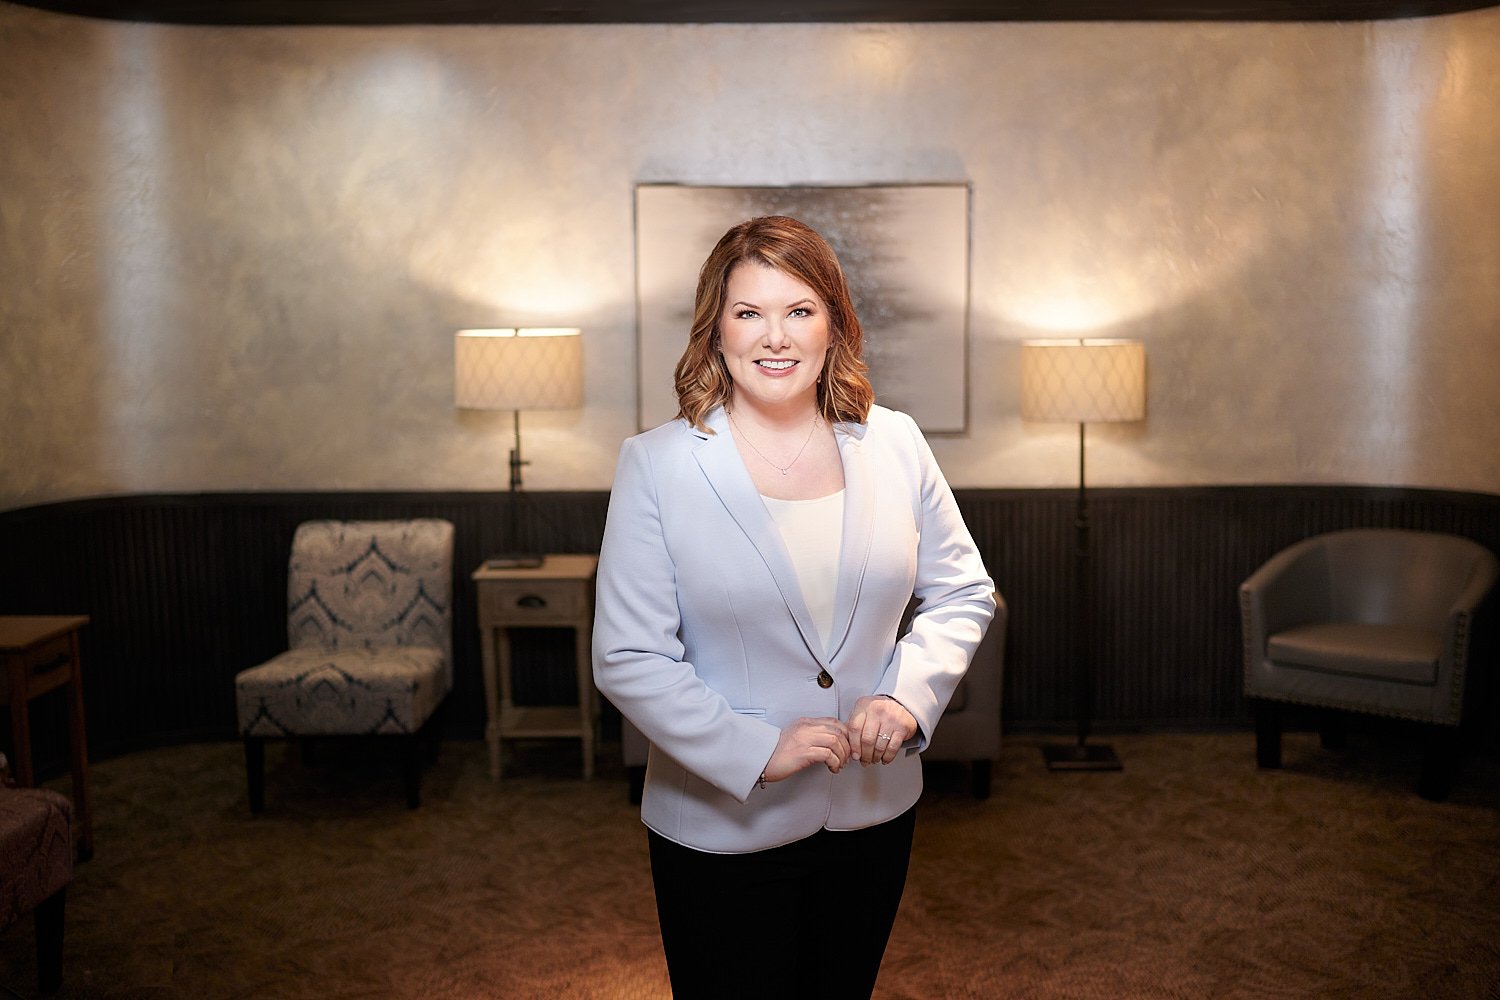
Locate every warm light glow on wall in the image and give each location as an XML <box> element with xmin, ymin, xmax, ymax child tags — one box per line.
<box><xmin>841</xmin><ymin>26</ymin><xmax>915</xmax><ymax>87</ymax></box>
<box><xmin>1006</xmin><ymin>295</ymin><xmax>1126</xmax><ymax>334</ymax></box>
<box><xmin>1351</xmin><ymin>31</ymin><xmax>1430</xmax><ymax>481</ymax></box>
<box><xmin>102</xmin><ymin>24</ymin><xmax>173</xmax><ymax>489</ymax></box>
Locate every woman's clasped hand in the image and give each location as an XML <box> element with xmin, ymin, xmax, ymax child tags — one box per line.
<box><xmin>846</xmin><ymin>695</ymin><xmax>917</xmax><ymax>767</ymax></box>
<box><xmin>761</xmin><ymin>695</ymin><xmax>920</xmax><ymax>783</ymax></box>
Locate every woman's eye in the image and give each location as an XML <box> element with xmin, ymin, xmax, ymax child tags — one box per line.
<box><xmin>790</xmin><ymin>308</ymin><xmax>811</xmax><ymax>318</ymax></box>
<box><xmin>735</xmin><ymin>309</ymin><xmax>759</xmax><ymax>320</ymax></box>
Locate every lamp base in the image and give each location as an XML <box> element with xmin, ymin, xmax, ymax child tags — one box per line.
<box><xmin>483</xmin><ymin>553</ymin><xmax>545</xmax><ymax>570</ymax></box>
<box><xmin>1042</xmin><ymin>743</ymin><xmax>1123</xmax><ymax>772</ymax></box>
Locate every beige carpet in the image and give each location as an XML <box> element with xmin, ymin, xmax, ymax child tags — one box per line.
<box><xmin>2</xmin><ymin>730</ymin><xmax>1498</xmax><ymax>1000</ymax></box>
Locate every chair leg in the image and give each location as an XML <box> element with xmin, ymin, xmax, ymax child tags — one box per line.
<box><xmin>1318</xmin><ymin>711</ymin><xmax>1347</xmax><ymax>750</ymax></box>
<box><xmin>244</xmin><ymin>738</ymin><xmax>266</xmax><ymax>814</ymax></box>
<box><xmin>971</xmin><ymin>759</ymin><xmax>993</xmax><ymax>800</ymax></box>
<box><xmin>404</xmin><ymin>733</ymin><xmax>422</xmax><ymax>809</ymax></box>
<box><xmin>1418</xmin><ymin>726</ymin><xmax>1459</xmax><ymax>802</ymax></box>
<box><xmin>1255</xmin><ymin>701</ymin><xmax>1282</xmax><ymax>769</ymax></box>
<box><xmin>423</xmin><ymin>701</ymin><xmax>447</xmax><ymax>766</ymax></box>
<box><xmin>35</xmin><ymin>887</ymin><xmax>65</xmax><ymax>995</ymax></box>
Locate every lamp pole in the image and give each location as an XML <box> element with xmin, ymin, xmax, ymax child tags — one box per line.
<box><xmin>508</xmin><ymin>410</ymin><xmax>529</xmax><ymax>492</ymax></box>
<box><xmin>504</xmin><ymin>409</ymin><xmax>535</xmax><ymax>567</ymax></box>
<box><xmin>1041</xmin><ymin>418</ymin><xmax>1121</xmax><ymax>770</ymax></box>
<box><xmin>1075</xmin><ymin>421</ymin><xmax>1092</xmax><ymax>752</ymax></box>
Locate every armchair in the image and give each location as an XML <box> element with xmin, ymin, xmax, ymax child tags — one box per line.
<box><xmin>923</xmin><ymin>592</ymin><xmax>1007</xmax><ymax>798</ymax></box>
<box><xmin>235</xmin><ymin>519</ymin><xmax>454</xmax><ymax>811</ymax></box>
<box><xmin>0</xmin><ymin>782</ymin><xmax>72</xmax><ymax>995</ymax></box>
<box><xmin>1240</xmin><ymin>528</ymin><xmax>1498</xmax><ymax>800</ymax></box>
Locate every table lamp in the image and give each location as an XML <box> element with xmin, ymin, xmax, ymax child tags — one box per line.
<box><xmin>455</xmin><ymin>327</ymin><xmax>583</xmax><ymax>568</ymax></box>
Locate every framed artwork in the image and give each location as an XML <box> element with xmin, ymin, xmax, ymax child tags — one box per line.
<box><xmin>634</xmin><ymin>183</ymin><xmax>972</xmax><ymax>433</ymax></box>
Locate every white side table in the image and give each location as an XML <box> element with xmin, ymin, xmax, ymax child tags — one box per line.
<box><xmin>472</xmin><ymin>555</ymin><xmax>599</xmax><ymax>779</ymax></box>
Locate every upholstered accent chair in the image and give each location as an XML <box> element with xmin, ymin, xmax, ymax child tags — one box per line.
<box><xmin>0</xmin><ymin>783</ymin><xmax>73</xmax><ymax>995</ymax></box>
<box><xmin>235</xmin><ymin>519</ymin><xmax>455</xmax><ymax>811</ymax></box>
<box><xmin>620</xmin><ymin>592</ymin><xmax>1008</xmax><ymax>802</ymax></box>
<box><xmin>1241</xmin><ymin>528</ymin><xmax>1498</xmax><ymax>801</ymax></box>
<box><xmin>925</xmin><ymin>593</ymin><xmax>1007</xmax><ymax>798</ymax></box>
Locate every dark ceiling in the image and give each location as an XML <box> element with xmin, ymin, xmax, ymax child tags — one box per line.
<box><xmin>11</xmin><ymin>0</ymin><xmax>1498</xmax><ymax>23</ymax></box>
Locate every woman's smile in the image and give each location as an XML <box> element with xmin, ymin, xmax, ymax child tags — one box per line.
<box><xmin>718</xmin><ymin>261</ymin><xmax>829</xmax><ymax>414</ymax></box>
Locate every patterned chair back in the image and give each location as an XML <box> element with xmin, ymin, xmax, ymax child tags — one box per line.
<box><xmin>286</xmin><ymin>519</ymin><xmax>455</xmax><ymax>691</ymax></box>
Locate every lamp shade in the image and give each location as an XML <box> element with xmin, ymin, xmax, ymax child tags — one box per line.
<box><xmin>454</xmin><ymin>328</ymin><xmax>582</xmax><ymax>411</ymax></box>
<box><xmin>1020</xmin><ymin>339</ymin><xmax>1146</xmax><ymax>423</ymax></box>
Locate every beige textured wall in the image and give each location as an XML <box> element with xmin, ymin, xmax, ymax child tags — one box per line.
<box><xmin>2</xmin><ymin>3</ymin><xmax>1498</xmax><ymax>510</ymax></box>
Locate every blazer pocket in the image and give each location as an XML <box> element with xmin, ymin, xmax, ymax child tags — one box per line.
<box><xmin>732</xmin><ymin>707</ymin><xmax>767</xmax><ymax>718</ymax></box>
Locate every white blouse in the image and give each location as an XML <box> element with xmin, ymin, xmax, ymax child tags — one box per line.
<box><xmin>761</xmin><ymin>490</ymin><xmax>845</xmax><ymax>654</ymax></box>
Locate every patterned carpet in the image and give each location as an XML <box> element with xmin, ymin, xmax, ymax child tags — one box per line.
<box><xmin>2</xmin><ymin>730</ymin><xmax>1498</xmax><ymax>999</ymax></box>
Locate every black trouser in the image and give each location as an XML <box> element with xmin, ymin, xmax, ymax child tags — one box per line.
<box><xmin>647</xmin><ymin>805</ymin><xmax>917</xmax><ymax>1000</ymax></box>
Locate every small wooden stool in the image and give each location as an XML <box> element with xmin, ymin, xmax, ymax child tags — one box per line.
<box><xmin>0</xmin><ymin>615</ymin><xmax>94</xmax><ymax>861</ymax></box>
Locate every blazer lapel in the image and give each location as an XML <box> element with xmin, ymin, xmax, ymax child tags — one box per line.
<box><xmin>826</xmin><ymin>419</ymin><xmax>874</xmax><ymax>660</ymax></box>
<box><xmin>691</xmin><ymin>408</ymin><xmax>828</xmax><ymax>665</ymax></box>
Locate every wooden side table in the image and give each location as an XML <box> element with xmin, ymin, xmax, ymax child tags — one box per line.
<box><xmin>0</xmin><ymin>615</ymin><xmax>94</xmax><ymax>861</ymax></box>
<box><xmin>472</xmin><ymin>555</ymin><xmax>599</xmax><ymax>780</ymax></box>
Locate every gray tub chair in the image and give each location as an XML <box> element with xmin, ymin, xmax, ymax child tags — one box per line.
<box><xmin>621</xmin><ymin>592</ymin><xmax>1007</xmax><ymax>801</ymax></box>
<box><xmin>1240</xmin><ymin>528</ymin><xmax>1498</xmax><ymax>800</ymax></box>
<box><xmin>235</xmin><ymin>519</ymin><xmax>455</xmax><ymax>811</ymax></box>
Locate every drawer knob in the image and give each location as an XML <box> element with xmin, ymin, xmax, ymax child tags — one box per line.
<box><xmin>516</xmin><ymin>594</ymin><xmax>548</xmax><ymax>609</ymax></box>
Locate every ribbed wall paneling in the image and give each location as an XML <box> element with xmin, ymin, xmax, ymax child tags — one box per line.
<box><xmin>2</xmin><ymin>486</ymin><xmax>1497</xmax><ymax>767</ymax></box>
<box><xmin>961</xmin><ymin>491</ymin><xmax>1078</xmax><ymax>725</ymax></box>
<box><xmin>962</xmin><ymin>486</ymin><xmax>1500</xmax><ymax>733</ymax></box>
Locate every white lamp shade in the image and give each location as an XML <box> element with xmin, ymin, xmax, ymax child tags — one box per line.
<box><xmin>1020</xmin><ymin>339</ymin><xmax>1146</xmax><ymax>423</ymax></box>
<box><xmin>454</xmin><ymin>328</ymin><xmax>583</xmax><ymax>411</ymax></box>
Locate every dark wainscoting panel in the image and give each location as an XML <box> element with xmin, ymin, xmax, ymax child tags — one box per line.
<box><xmin>977</xmin><ymin>485</ymin><xmax>1500</xmax><ymax>730</ymax></box>
<box><xmin>2</xmin><ymin>486</ymin><xmax>1497</xmax><ymax>765</ymax></box>
<box><xmin>0</xmin><ymin>492</ymin><xmax>610</xmax><ymax>766</ymax></box>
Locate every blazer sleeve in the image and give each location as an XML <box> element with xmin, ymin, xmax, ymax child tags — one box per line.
<box><xmin>874</xmin><ymin>411</ymin><xmax>996</xmax><ymax>751</ymax></box>
<box><xmin>591</xmin><ymin>434</ymin><xmax>782</xmax><ymax>802</ymax></box>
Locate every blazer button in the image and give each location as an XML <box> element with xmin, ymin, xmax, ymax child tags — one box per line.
<box><xmin>817</xmin><ymin>669</ymin><xmax>833</xmax><ymax>689</ymax></box>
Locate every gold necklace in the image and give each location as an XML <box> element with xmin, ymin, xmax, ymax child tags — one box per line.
<box><xmin>729</xmin><ymin>411</ymin><xmax>820</xmax><ymax>477</ymax></box>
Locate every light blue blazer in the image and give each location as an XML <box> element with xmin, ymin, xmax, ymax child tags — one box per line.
<box><xmin>592</xmin><ymin>404</ymin><xmax>995</xmax><ymax>854</ymax></box>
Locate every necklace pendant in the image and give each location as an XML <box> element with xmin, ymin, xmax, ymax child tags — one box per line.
<box><xmin>780</xmin><ymin>469</ymin><xmax>789</xmax><ymax>476</ymax></box>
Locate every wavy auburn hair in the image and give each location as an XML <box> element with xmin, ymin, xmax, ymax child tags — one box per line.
<box><xmin>673</xmin><ymin>215</ymin><xmax>874</xmax><ymax>431</ymax></box>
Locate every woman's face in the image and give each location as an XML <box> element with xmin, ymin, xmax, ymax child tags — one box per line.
<box><xmin>717</xmin><ymin>261</ymin><xmax>830</xmax><ymax>417</ymax></box>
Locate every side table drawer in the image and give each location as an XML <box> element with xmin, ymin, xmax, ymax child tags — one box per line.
<box><xmin>480</xmin><ymin>580</ymin><xmax>586</xmax><ymax>622</ymax></box>
<box><xmin>20</xmin><ymin>634</ymin><xmax>74</xmax><ymax>675</ymax></box>
<box><xmin>4</xmin><ymin>634</ymin><xmax>75</xmax><ymax>700</ymax></box>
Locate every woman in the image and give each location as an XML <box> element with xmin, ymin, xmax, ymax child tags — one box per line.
<box><xmin>593</xmin><ymin>216</ymin><xmax>995</xmax><ymax>998</ymax></box>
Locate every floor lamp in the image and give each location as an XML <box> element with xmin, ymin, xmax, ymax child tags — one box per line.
<box><xmin>455</xmin><ymin>327</ymin><xmax>583</xmax><ymax>569</ymax></box>
<box><xmin>1020</xmin><ymin>338</ymin><xmax>1146</xmax><ymax>771</ymax></box>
